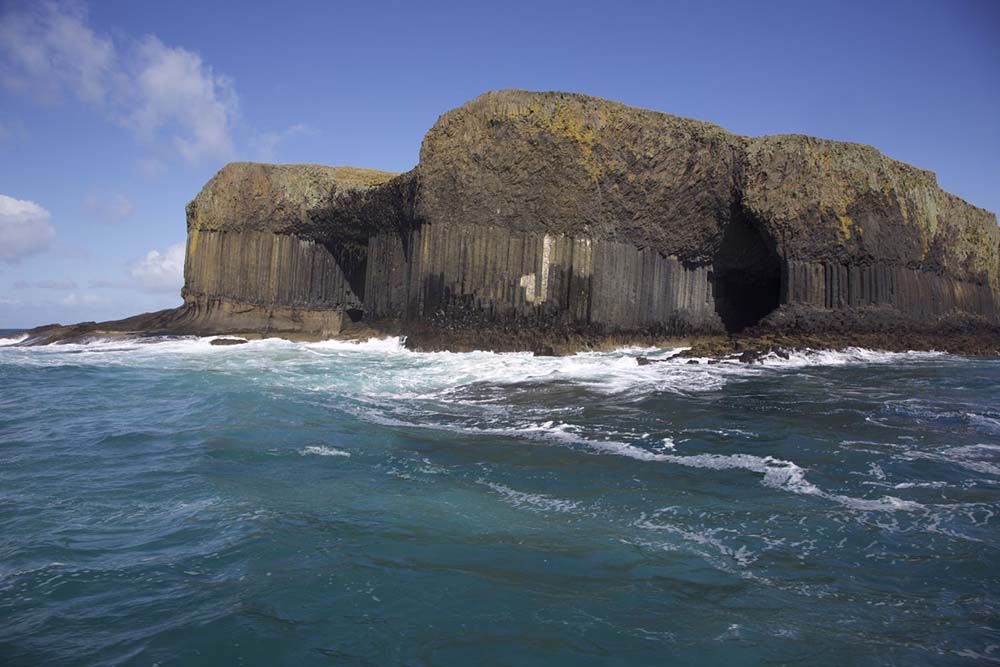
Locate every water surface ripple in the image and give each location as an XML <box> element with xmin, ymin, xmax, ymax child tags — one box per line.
<box><xmin>1</xmin><ymin>334</ymin><xmax>998</xmax><ymax>665</ymax></box>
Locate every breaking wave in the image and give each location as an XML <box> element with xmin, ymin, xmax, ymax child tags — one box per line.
<box><xmin>0</xmin><ymin>332</ymin><xmax>27</xmax><ymax>346</ymax></box>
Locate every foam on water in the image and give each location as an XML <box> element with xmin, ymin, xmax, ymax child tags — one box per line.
<box><xmin>481</xmin><ymin>481</ymin><xmax>582</xmax><ymax>514</ymax></box>
<box><xmin>3</xmin><ymin>330</ymin><xmax>999</xmax><ymax>663</ymax></box>
<box><xmin>0</xmin><ymin>335</ymin><xmax>985</xmax><ymax>516</ymax></box>
<box><xmin>300</xmin><ymin>445</ymin><xmax>351</xmax><ymax>457</ymax></box>
<box><xmin>0</xmin><ymin>333</ymin><xmax>27</xmax><ymax>346</ymax></box>
<box><xmin>0</xmin><ymin>334</ymin><xmax>952</xmax><ymax>399</ymax></box>
<box><xmin>578</xmin><ymin>434</ymin><xmax>923</xmax><ymax>512</ymax></box>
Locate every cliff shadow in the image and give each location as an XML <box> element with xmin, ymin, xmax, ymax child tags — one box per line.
<box><xmin>712</xmin><ymin>205</ymin><xmax>781</xmax><ymax>333</ymax></box>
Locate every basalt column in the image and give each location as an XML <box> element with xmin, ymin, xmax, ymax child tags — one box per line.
<box><xmin>363</xmin><ymin>223</ymin><xmax>723</xmax><ymax>334</ymax></box>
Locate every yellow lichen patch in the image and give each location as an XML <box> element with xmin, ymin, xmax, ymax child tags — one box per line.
<box><xmin>501</xmin><ymin>100</ymin><xmax>603</xmax><ymax>183</ymax></box>
<box><xmin>548</xmin><ymin>104</ymin><xmax>600</xmax><ymax>181</ymax></box>
<box><xmin>328</xmin><ymin>166</ymin><xmax>397</xmax><ymax>189</ymax></box>
<box><xmin>837</xmin><ymin>212</ymin><xmax>854</xmax><ymax>240</ymax></box>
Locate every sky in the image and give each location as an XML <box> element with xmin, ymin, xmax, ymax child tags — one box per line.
<box><xmin>1</xmin><ymin>0</ymin><xmax>998</xmax><ymax>328</ymax></box>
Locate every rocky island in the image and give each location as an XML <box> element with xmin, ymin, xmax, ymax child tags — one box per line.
<box><xmin>23</xmin><ymin>90</ymin><xmax>1000</xmax><ymax>354</ymax></box>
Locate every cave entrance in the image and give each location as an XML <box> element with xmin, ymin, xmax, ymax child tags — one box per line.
<box><xmin>712</xmin><ymin>208</ymin><xmax>781</xmax><ymax>333</ymax></box>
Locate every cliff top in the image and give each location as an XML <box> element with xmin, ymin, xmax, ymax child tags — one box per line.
<box><xmin>186</xmin><ymin>162</ymin><xmax>399</xmax><ymax>234</ymax></box>
<box><xmin>431</xmin><ymin>89</ymin><xmax>994</xmax><ymax>219</ymax></box>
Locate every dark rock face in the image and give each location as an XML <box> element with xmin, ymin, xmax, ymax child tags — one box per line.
<box><xmin>25</xmin><ymin>90</ymin><xmax>1000</xmax><ymax>350</ymax></box>
<box><xmin>209</xmin><ymin>338</ymin><xmax>248</xmax><ymax>346</ymax></box>
<box><xmin>180</xmin><ymin>163</ymin><xmax>401</xmax><ymax>337</ymax></box>
<box><xmin>416</xmin><ymin>90</ymin><xmax>741</xmax><ymax>262</ymax></box>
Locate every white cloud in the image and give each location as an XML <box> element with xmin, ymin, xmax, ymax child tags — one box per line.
<box><xmin>0</xmin><ymin>2</ymin><xmax>239</xmax><ymax>163</ymax></box>
<box><xmin>0</xmin><ymin>194</ymin><xmax>56</xmax><ymax>263</ymax></box>
<box><xmin>136</xmin><ymin>156</ymin><xmax>166</xmax><ymax>177</ymax></box>
<box><xmin>12</xmin><ymin>279</ymin><xmax>77</xmax><ymax>289</ymax></box>
<box><xmin>88</xmin><ymin>278</ymin><xmax>126</xmax><ymax>289</ymax></box>
<box><xmin>59</xmin><ymin>291</ymin><xmax>102</xmax><ymax>306</ymax></box>
<box><xmin>127</xmin><ymin>36</ymin><xmax>238</xmax><ymax>162</ymax></box>
<box><xmin>250</xmin><ymin>123</ymin><xmax>313</xmax><ymax>161</ymax></box>
<box><xmin>130</xmin><ymin>242</ymin><xmax>184</xmax><ymax>292</ymax></box>
<box><xmin>0</xmin><ymin>1</ymin><xmax>114</xmax><ymax>105</ymax></box>
<box><xmin>38</xmin><ymin>279</ymin><xmax>76</xmax><ymax>289</ymax></box>
<box><xmin>83</xmin><ymin>192</ymin><xmax>134</xmax><ymax>224</ymax></box>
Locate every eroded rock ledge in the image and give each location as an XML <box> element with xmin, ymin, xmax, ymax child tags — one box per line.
<box><xmin>23</xmin><ymin>90</ymin><xmax>1000</xmax><ymax>351</ymax></box>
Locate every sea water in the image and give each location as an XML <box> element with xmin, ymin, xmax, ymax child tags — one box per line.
<box><xmin>0</xmin><ymin>331</ymin><xmax>998</xmax><ymax>665</ymax></box>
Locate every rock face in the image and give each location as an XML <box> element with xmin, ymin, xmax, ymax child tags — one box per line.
<box><xmin>180</xmin><ymin>163</ymin><xmax>402</xmax><ymax>336</ymax></box>
<box><xmin>29</xmin><ymin>90</ymin><xmax>1000</xmax><ymax>348</ymax></box>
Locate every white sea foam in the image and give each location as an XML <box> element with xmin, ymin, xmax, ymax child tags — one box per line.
<box><xmin>0</xmin><ymin>333</ymin><xmax>27</xmax><ymax>346</ymax></box>
<box><xmin>892</xmin><ymin>481</ymin><xmax>949</xmax><ymax>489</ymax></box>
<box><xmin>304</xmin><ymin>336</ymin><xmax>408</xmax><ymax>353</ymax></box>
<box><xmin>438</xmin><ymin>419</ymin><xmax>922</xmax><ymax>512</ymax></box>
<box><xmin>632</xmin><ymin>518</ymin><xmax>758</xmax><ymax>567</ymax></box>
<box><xmin>300</xmin><ymin>445</ymin><xmax>351</xmax><ymax>457</ymax></box>
<box><xmin>481</xmin><ymin>481</ymin><xmax>581</xmax><ymax>514</ymax></box>
<box><xmin>1</xmin><ymin>332</ymin><xmax>954</xmax><ymax>404</ymax></box>
<box><xmin>748</xmin><ymin>347</ymin><xmax>946</xmax><ymax>368</ymax></box>
<box><xmin>0</xmin><ymin>332</ymin><xmax>970</xmax><ymax>514</ymax></box>
<box><xmin>968</xmin><ymin>413</ymin><xmax>1000</xmax><ymax>435</ymax></box>
<box><xmin>914</xmin><ymin>444</ymin><xmax>1000</xmax><ymax>477</ymax></box>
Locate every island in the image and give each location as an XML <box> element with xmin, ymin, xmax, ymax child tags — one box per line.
<box><xmin>22</xmin><ymin>90</ymin><xmax>1000</xmax><ymax>355</ymax></box>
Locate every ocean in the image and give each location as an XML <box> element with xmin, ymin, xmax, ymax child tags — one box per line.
<box><xmin>1</xmin><ymin>331</ymin><xmax>998</xmax><ymax>665</ymax></box>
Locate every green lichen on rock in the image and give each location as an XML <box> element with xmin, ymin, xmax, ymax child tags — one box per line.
<box><xmin>741</xmin><ymin>134</ymin><xmax>999</xmax><ymax>290</ymax></box>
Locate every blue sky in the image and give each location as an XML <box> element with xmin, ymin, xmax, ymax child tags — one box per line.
<box><xmin>1</xmin><ymin>0</ymin><xmax>997</xmax><ymax>328</ymax></box>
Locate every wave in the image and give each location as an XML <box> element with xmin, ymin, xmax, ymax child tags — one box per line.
<box><xmin>299</xmin><ymin>445</ymin><xmax>351</xmax><ymax>457</ymax></box>
<box><xmin>0</xmin><ymin>333</ymin><xmax>27</xmax><ymax>346</ymax></box>
<box><xmin>902</xmin><ymin>443</ymin><xmax>1000</xmax><ymax>478</ymax></box>
<box><xmin>407</xmin><ymin>418</ymin><xmax>924</xmax><ymax>513</ymax></box>
<box><xmin>754</xmin><ymin>347</ymin><xmax>946</xmax><ymax>368</ymax></box>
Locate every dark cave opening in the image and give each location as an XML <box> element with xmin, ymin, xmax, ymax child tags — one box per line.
<box><xmin>713</xmin><ymin>208</ymin><xmax>782</xmax><ymax>333</ymax></box>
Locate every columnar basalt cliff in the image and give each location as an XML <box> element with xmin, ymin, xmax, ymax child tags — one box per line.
<box><xmin>24</xmin><ymin>90</ymin><xmax>1000</xmax><ymax>350</ymax></box>
<box><xmin>179</xmin><ymin>163</ymin><xmax>398</xmax><ymax>336</ymax></box>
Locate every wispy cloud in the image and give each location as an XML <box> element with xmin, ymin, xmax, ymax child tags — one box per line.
<box><xmin>59</xmin><ymin>291</ymin><xmax>103</xmax><ymax>306</ymax></box>
<box><xmin>0</xmin><ymin>1</ymin><xmax>239</xmax><ymax>164</ymax></box>
<box><xmin>129</xmin><ymin>243</ymin><xmax>185</xmax><ymax>292</ymax></box>
<box><xmin>0</xmin><ymin>194</ymin><xmax>56</xmax><ymax>263</ymax></box>
<box><xmin>250</xmin><ymin>123</ymin><xmax>314</xmax><ymax>162</ymax></box>
<box><xmin>83</xmin><ymin>192</ymin><xmax>134</xmax><ymax>225</ymax></box>
<box><xmin>136</xmin><ymin>156</ymin><xmax>166</xmax><ymax>177</ymax></box>
<box><xmin>88</xmin><ymin>278</ymin><xmax>127</xmax><ymax>289</ymax></box>
<box><xmin>126</xmin><ymin>35</ymin><xmax>238</xmax><ymax>162</ymax></box>
<box><xmin>13</xmin><ymin>279</ymin><xmax>77</xmax><ymax>289</ymax></box>
<box><xmin>0</xmin><ymin>1</ymin><xmax>114</xmax><ymax>105</ymax></box>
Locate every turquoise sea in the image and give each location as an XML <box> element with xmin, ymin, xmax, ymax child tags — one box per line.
<box><xmin>1</xmin><ymin>330</ymin><xmax>998</xmax><ymax>665</ymax></box>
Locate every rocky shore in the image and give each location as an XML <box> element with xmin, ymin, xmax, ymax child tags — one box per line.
<box><xmin>18</xmin><ymin>90</ymin><xmax>1000</xmax><ymax>354</ymax></box>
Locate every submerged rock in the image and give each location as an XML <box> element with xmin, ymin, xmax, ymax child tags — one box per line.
<box><xmin>26</xmin><ymin>90</ymin><xmax>1000</xmax><ymax>352</ymax></box>
<box><xmin>209</xmin><ymin>338</ymin><xmax>248</xmax><ymax>346</ymax></box>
